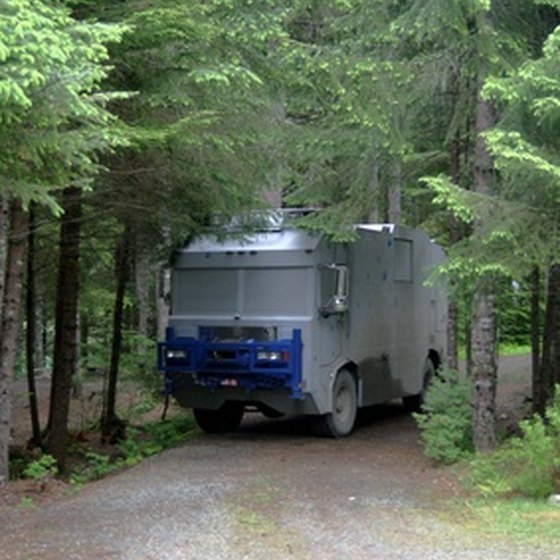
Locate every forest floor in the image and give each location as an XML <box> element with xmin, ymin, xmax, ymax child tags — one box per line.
<box><xmin>1</xmin><ymin>355</ymin><xmax>558</xmax><ymax>559</ymax></box>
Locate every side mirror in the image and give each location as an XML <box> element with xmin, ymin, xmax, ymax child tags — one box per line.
<box><xmin>319</xmin><ymin>264</ymin><xmax>349</xmax><ymax>317</ymax></box>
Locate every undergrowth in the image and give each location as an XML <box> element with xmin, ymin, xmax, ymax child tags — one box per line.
<box><xmin>14</xmin><ymin>413</ymin><xmax>198</xmax><ymax>486</ymax></box>
<box><xmin>69</xmin><ymin>413</ymin><xmax>198</xmax><ymax>485</ymax></box>
<box><xmin>415</xmin><ymin>371</ymin><xmax>560</xmax><ymax>500</ymax></box>
<box><xmin>413</xmin><ymin>368</ymin><xmax>474</xmax><ymax>464</ymax></box>
<box><xmin>469</xmin><ymin>387</ymin><xmax>560</xmax><ymax>499</ymax></box>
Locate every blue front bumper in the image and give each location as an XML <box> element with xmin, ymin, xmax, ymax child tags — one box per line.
<box><xmin>158</xmin><ymin>328</ymin><xmax>303</xmax><ymax>399</ymax></box>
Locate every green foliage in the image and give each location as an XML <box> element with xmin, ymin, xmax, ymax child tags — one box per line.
<box><xmin>496</xmin><ymin>281</ymin><xmax>535</xmax><ymax>346</ymax></box>
<box><xmin>414</xmin><ymin>368</ymin><xmax>474</xmax><ymax>464</ymax></box>
<box><xmin>69</xmin><ymin>451</ymin><xmax>113</xmax><ymax>485</ymax></box>
<box><xmin>421</xmin><ymin>175</ymin><xmax>475</xmax><ymax>224</ymax></box>
<box><xmin>473</xmin><ymin>15</ymin><xmax>560</xmax><ymax>275</ymax></box>
<box><xmin>0</xmin><ymin>0</ymin><xmax>128</xmax><ymax>210</ymax></box>
<box><xmin>22</xmin><ymin>454</ymin><xmax>59</xmax><ymax>479</ymax></box>
<box><xmin>469</xmin><ymin>386</ymin><xmax>560</xmax><ymax>499</ymax></box>
<box><xmin>69</xmin><ymin>414</ymin><xmax>197</xmax><ymax>484</ymax></box>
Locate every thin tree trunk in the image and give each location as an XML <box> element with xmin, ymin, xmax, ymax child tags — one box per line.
<box><xmin>156</xmin><ymin>226</ymin><xmax>171</xmax><ymax>342</ymax></box>
<box><xmin>0</xmin><ymin>199</ymin><xmax>27</xmax><ymax>484</ymax></box>
<box><xmin>447</xmin><ymin>136</ymin><xmax>462</xmax><ymax>370</ymax></box>
<box><xmin>156</xmin><ymin>266</ymin><xmax>171</xmax><ymax>343</ymax></box>
<box><xmin>530</xmin><ymin>266</ymin><xmax>542</xmax><ymax>413</ymax></box>
<box><xmin>72</xmin><ymin>312</ymin><xmax>82</xmax><ymax>399</ymax></box>
<box><xmin>0</xmin><ymin>195</ymin><xmax>8</xmax><ymax>309</ymax></box>
<box><xmin>134</xmin><ymin>238</ymin><xmax>150</xmax><ymax>338</ymax></box>
<box><xmin>45</xmin><ymin>187</ymin><xmax>82</xmax><ymax>471</ymax></box>
<box><xmin>101</xmin><ymin>227</ymin><xmax>130</xmax><ymax>441</ymax></box>
<box><xmin>540</xmin><ymin>264</ymin><xmax>560</xmax><ymax>413</ymax></box>
<box><xmin>388</xmin><ymin>160</ymin><xmax>401</xmax><ymax>225</ymax></box>
<box><xmin>26</xmin><ymin>204</ymin><xmax>42</xmax><ymax>447</ymax></box>
<box><xmin>367</xmin><ymin>157</ymin><xmax>381</xmax><ymax>223</ymax></box>
<box><xmin>465</xmin><ymin>314</ymin><xmax>473</xmax><ymax>377</ymax></box>
<box><xmin>80</xmin><ymin>314</ymin><xmax>89</xmax><ymax>373</ymax></box>
<box><xmin>447</xmin><ymin>300</ymin><xmax>459</xmax><ymax>370</ymax></box>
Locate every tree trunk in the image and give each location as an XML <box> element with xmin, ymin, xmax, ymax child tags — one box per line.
<box><xmin>530</xmin><ymin>266</ymin><xmax>542</xmax><ymax>414</ymax></box>
<box><xmin>101</xmin><ymin>227</ymin><xmax>130</xmax><ymax>441</ymax></box>
<box><xmin>388</xmin><ymin>160</ymin><xmax>401</xmax><ymax>225</ymax></box>
<box><xmin>156</xmin><ymin>266</ymin><xmax>171</xmax><ymax>343</ymax></box>
<box><xmin>447</xmin><ymin>300</ymin><xmax>459</xmax><ymax>370</ymax></box>
<box><xmin>447</xmin><ymin>136</ymin><xmax>462</xmax><ymax>370</ymax></box>
<box><xmin>134</xmin><ymin>237</ymin><xmax>151</xmax><ymax>338</ymax></box>
<box><xmin>0</xmin><ymin>199</ymin><xmax>27</xmax><ymax>484</ymax></box>
<box><xmin>471</xmin><ymin>44</ymin><xmax>498</xmax><ymax>450</ymax></box>
<box><xmin>367</xmin><ymin>157</ymin><xmax>381</xmax><ymax>223</ymax></box>
<box><xmin>0</xmin><ymin>195</ymin><xmax>7</xmax><ymax>309</ymax></box>
<box><xmin>539</xmin><ymin>264</ymin><xmax>560</xmax><ymax>413</ymax></box>
<box><xmin>45</xmin><ymin>187</ymin><xmax>82</xmax><ymax>471</ymax></box>
<box><xmin>472</xmin><ymin>291</ymin><xmax>497</xmax><ymax>451</ymax></box>
<box><xmin>26</xmin><ymin>204</ymin><xmax>42</xmax><ymax>447</ymax></box>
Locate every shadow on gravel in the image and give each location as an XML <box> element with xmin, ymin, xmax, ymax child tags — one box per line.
<box><xmin>230</xmin><ymin>401</ymin><xmax>412</xmax><ymax>440</ymax></box>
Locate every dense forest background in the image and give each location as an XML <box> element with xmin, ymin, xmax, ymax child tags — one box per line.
<box><xmin>1</xmin><ymin>0</ymin><xmax>560</xmax><ymax>481</ymax></box>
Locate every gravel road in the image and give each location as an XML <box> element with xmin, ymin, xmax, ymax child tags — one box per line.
<box><xmin>1</xmin><ymin>355</ymin><xmax>556</xmax><ymax>560</ymax></box>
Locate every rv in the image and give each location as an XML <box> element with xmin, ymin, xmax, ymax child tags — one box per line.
<box><xmin>158</xmin><ymin>216</ymin><xmax>446</xmax><ymax>436</ymax></box>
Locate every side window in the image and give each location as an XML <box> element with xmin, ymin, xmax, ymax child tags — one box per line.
<box><xmin>394</xmin><ymin>239</ymin><xmax>413</xmax><ymax>282</ymax></box>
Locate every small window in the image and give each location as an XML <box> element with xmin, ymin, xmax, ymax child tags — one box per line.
<box><xmin>394</xmin><ymin>238</ymin><xmax>413</xmax><ymax>282</ymax></box>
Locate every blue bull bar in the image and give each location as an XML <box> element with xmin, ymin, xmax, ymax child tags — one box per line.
<box><xmin>158</xmin><ymin>328</ymin><xmax>303</xmax><ymax>399</ymax></box>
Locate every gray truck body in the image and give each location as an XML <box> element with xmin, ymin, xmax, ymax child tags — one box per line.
<box><xmin>158</xmin><ymin>221</ymin><xmax>446</xmax><ymax>433</ymax></box>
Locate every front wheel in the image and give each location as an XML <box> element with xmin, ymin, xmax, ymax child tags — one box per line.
<box><xmin>193</xmin><ymin>402</ymin><xmax>244</xmax><ymax>434</ymax></box>
<box><xmin>316</xmin><ymin>369</ymin><xmax>357</xmax><ymax>438</ymax></box>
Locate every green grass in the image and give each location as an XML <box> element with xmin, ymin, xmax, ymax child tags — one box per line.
<box><xmin>499</xmin><ymin>343</ymin><xmax>531</xmax><ymax>356</ymax></box>
<box><xmin>463</xmin><ymin>498</ymin><xmax>560</xmax><ymax>547</ymax></box>
<box><xmin>457</xmin><ymin>343</ymin><xmax>530</xmax><ymax>360</ymax></box>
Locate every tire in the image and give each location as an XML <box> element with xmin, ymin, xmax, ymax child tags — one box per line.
<box><xmin>193</xmin><ymin>402</ymin><xmax>244</xmax><ymax>434</ymax></box>
<box><xmin>317</xmin><ymin>369</ymin><xmax>358</xmax><ymax>438</ymax></box>
<box><xmin>403</xmin><ymin>358</ymin><xmax>435</xmax><ymax>413</ymax></box>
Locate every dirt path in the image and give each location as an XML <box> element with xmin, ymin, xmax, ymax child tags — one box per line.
<box><xmin>0</xmin><ymin>355</ymin><xmax>555</xmax><ymax>559</ymax></box>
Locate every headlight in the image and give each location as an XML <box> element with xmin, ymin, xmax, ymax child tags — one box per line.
<box><xmin>167</xmin><ymin>350</ymin><xmax>188</xmax><ymax>359</ymax></box>
<box><xmin>257</xmin><ymin>351</ymin><xmax>284</xmax><ymax>361</ymax></box>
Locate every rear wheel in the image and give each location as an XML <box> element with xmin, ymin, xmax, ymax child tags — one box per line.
<box><xmin>193</xmin><ymin>402</ymin><xmax>244</xmax><ymax>434</ymax></box>
<box><xmin>317</xmin><ymin>369</ymin><xmax>357</xmax><ymax>437</ymax></box>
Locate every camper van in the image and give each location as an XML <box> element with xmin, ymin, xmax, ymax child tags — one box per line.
<box><xmin>158</xmin><ymin>216</ymin><xmax>446</xmax><ymax>437</ymax></box>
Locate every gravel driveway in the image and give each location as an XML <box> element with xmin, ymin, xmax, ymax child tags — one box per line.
<box><xmin>1</xmin><ymin>394</ymin><xmax>557</xmax><ymax>560</ymax></box>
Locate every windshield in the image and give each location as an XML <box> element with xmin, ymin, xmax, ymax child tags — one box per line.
<box><xmin>173</xmin><ymin>267</ymin><xmax>312</xmax><ymax>317</ymax></box>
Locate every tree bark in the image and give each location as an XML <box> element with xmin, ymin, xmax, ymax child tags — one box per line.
<box><xmin>134</xmin><ymin>236</ymin><xmax>151</xmax><ymax>338</ymax></box>
<box><xmin>367</xmin><ymin>157</ymin><xmax>381</xmax><ymax>223</ymax></box>
<box><xmin>472</xmin><ymin>291</ymin><xmax>497</xmax><ymax>451</ymax></box>
<box><xmin>45</xmin><ymin>187</ymin><xmax>82</xmax><ymax>471</ymax></box>
<box><xmin>0</xmin><ymin>199</ymin><xmax>28</xmax><ymax>484</ymax></box>
<box><xmin>530</xmin><ymin>266</ymin><xmax>542</xmax><ymax>414</ymax></box>
<box><xmin>388</xmin><ymin>160</ymin><xmax>401</xmax><ymax>225</ymax></box>
<box><xmin>471</xmin><ymin>37</ymin><xmax>498</xmax><ymax>450</ymax></box>
<box><xmin>447</xmin><ymin>300</ymin><xmax>459</xmax><ymax>370</ymax></box>
<box><xmin>156</xmin><ymin>266</ymin><xmax>171</xmax><ymax>343</ymax></box>
<box><xmin>539</xmin><ymin>264</ymin><xmax>560</xmax><ymax>413</ymax></box>
<box><xmin>447</xmin><ymin>136</ymin><xmax>462</xmax><ymax>370</ymax></box>
<box><xmin>101</xmin><ymin>227</ymin><xmax>130</xmax><ymax>441</ymax></box>
<box><xmin>0</xmin><ymin>195</ymin><xmax>7</xmax><ymax>309</ymax></box>
<box><xmin>26</xmin><ymin>204</ymin><xmax>42</xmax><ymax>447</ymax></box>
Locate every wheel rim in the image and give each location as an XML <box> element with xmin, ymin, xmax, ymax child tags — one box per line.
<box><xmin>334</xmin><ymin>385</ymin><xmax>351</xmax><ymax>421</ymax></box>
<box><xmin>331</xmin><ymin>371</ymin><xmax>357</xmax><ymax>434</ymax></box>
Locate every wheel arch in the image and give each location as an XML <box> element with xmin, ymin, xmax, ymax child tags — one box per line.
<box><xmin>428</xmin><ymin>348</ymin><xmax>442</xmax><ymax>372</ymax></box>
